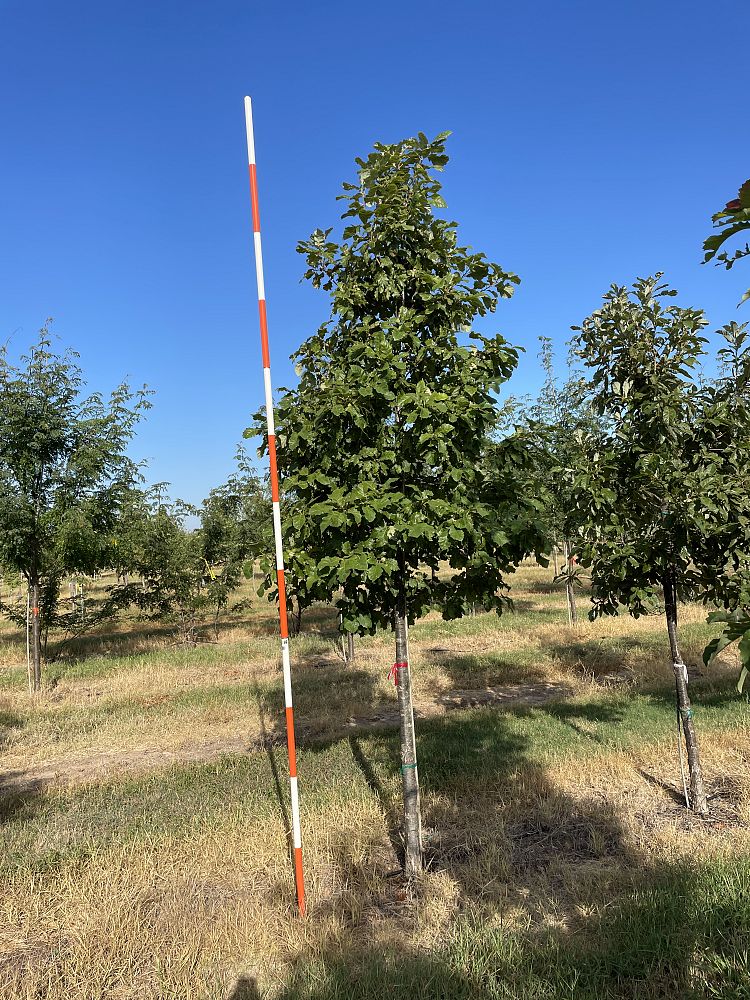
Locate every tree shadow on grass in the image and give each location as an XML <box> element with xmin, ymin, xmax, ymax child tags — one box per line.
<box><xmin>547</xmin><ymin>636</ymin><xmax>647</xmax><ymax>679</ymax></box>
<box><xmin>227</xmin><ymin>975</ymin><xmax>262</xmax><ymax>999</ymax></box>
<box><xmin>252</xmin><ymin>663</ymin><xmax>386</xmax><ymax>887</ymax></box>
<box><xmin>272</xmin><ymin>889</ymin><xmax>750</xmax><ymax>1000</ymax></box>
<box><xmin>502</xmin><ymin>600</ymin><xmax>565</xmax><ymax>622</ymax></box>
<box><xmin>331</xmin><ymin>710</ymin><xmax>629</xmax><ymax>903</ymax></box>
<box><xmin>32</xmin><ymin>603</ymin><xmax>344</xmax><ymax>669</ymax></box>
<box><xmin>288</xmin><ymin>708</ymin><xmax>750</xmax><ymax>999</ymax></box>
<box><xmin>349</xmin><ymin>733</ymin><xmax>404</xmax><ymax>869</ymax></box>
<box><xmin>513</xmin><ymin>578</ymin><xmax>592</xmax><ymax>599</ymax></box>
<box><xmin>0</xmin><ymin>711</ymin><xmax>41</xmax><ymax>825</ymax></box>
<box><xmin>546</xmin><ymin>631</ymin><xmax>718</xmax><ymax>686</ymax></box>
<box><xmin>0</xmin><ymin>784</ymin><xmax>43</xmax><ymax>825</ymax></box>
<box><xmin>643</xmin><ymin>681</ymin><xmax>744</xmax><ymax>712</ymax></box>
<box><xmin>539</xmin><ymin>699</ymin><xmax>630</xmax><ymax>746</ymax></box>
<box><xmin>255</xmin><ymin>662</ymin><xmax>383</xmax><ymax>742</ymax></box>
<box><xmin>0</xmin><ymin>709</ymin><xmax>39</xmax><ymax>824</ymax></box>
<box><xmin>428</xmin><ymin>650</ymin><xmax>555</xmax><ymax>691</ymax></box>
<box><xmin>0</xmin><ymin>708</ymin><xmax>24</xmax><ymax>749</ymax></box>
<box><xmin>0</xmin><ymin>679</ymin><xmax>743</xmax><ymax>997</ymax></box>
<box><xmin>251</xmin><ymin>684</ymin><xmax>295</xmax><ymax>873</ymax></box>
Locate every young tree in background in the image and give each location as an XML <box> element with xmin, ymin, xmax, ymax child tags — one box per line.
<box><xmin>255</xmin><ymin>132</ymin><xmax>546</xmax><ymax>874</ymax></box>
<box><xmin>0</xmin><ymin>328</ymin><xmax>150</xmax><ymax>688</ymax></box>
<box><xmin>116</xmin><ymin>464</ymin><xmax>268</xmax><ymax>643</ymax></box>
<box><xmin>200</xmin><ymin>454</ymin><xmax>271</xmax><ymax>635</ymax></box>
<box><xmin>519</xmin><ymin>336</ymin><xmax>597</xmax><ymax>623</ymax></box>
<box><xmin>115</xmin><ymin>492</ymin><xmax>205</xmax><ymax>642</ymax></box>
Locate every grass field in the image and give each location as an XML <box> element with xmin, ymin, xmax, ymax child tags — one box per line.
<box><xmin>1</xmin><ymin>564</ymin><xmax>749</xmax><ymax>998</ymax></box>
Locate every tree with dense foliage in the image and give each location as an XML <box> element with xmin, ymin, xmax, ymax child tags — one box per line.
<box><xmin>703</xmin><ymin>178</ymin><xmax>750</xmax><ymax>305</ymax></box>
<box><xmin>0</xmin><ymin>329</ymin><xmax>150</xmax><ymax>688</ymax></box>
<box><xmin>254</xmin><ymin>132</ymin><xmax>547</xmax><ymax>874</ymax></box>
<box><xmin>569</xmin><ymin>277</ymin><xmax>750</xmax><ymax>815</ymax></box>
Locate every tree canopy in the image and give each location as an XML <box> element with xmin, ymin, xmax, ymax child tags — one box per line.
<box><xmin>253</xmin><ymin>132</ymin><xmax>546</xmax><ymax>635</ymax></box>
<box><xmin>0</xmin><ymin>328</ymin><xmax>150</xmax><ymax>685</ymax></box>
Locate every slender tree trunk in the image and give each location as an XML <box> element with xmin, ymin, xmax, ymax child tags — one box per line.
<box><xmin>663</xmin><ymin>570</ymin><xmax>708</xmax><ymax>816</ymax></box>
<box><xmin>31</xmin><ymin>578</ymin><xmax>41</xmax><ymax>691</ymax></box>
<box><xmin>563</xmin><ymin>538</ymin><xmax>577</xmax><ymax>625</ymax></box>
<box><xmin>394</xmin><ymin>590</ymin><xmax>422</xmax><ymax>877</ymax></box>
<box><xmin>347</xmin><ymin>631</ymin><xmax>355</xmax><ymax>664</ymax></box>
<box><xmin>291</xmin><ymin>600</ymin><xmax>302</xmax><ymax>637</ymax></box>
<box><xmin>551</xmin><ymin>535</ymin><xmax>559</xmax><ymax>578</ymax></box>
<box><xmin>26</xmin><ymin>590</ymin><xmax>33</xmax><ymax>695</ymax></box>
<box><xmin>338</xmin><ymin>612</ymin><xmax>346</xmax><ymax>660</ymax></box>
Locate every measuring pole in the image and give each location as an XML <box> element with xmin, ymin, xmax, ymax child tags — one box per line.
<box><xmin>243</xmin><ymin>96</ymin><xmax>306</xmax><ymax>916</ymax></box>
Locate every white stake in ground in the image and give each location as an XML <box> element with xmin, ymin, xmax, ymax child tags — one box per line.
<box><xmin>243</xmin><ymin>96</ymin><xmax>306</xmax><ymax>916</ymax></box>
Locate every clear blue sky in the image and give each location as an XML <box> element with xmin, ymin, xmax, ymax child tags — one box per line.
<box><xmin>1</xmin><ymin>1</ymin><xmax>748</xmax><ymax>505</ymax></box>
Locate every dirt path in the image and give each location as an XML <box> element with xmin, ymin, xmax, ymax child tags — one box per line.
<box><xmin>0</xmin><ymin>681</ymin><xmax>573</xmax><ymax>795</ymax></box>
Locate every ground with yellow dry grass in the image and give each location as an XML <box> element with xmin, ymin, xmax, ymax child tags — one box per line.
<box><xmin>1</xmin><ymin>564</ymin><xmax>748</xmax><ymax>998</ymax></box>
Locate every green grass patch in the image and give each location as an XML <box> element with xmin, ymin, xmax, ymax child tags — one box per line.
<box><xmin>281</xmin><ymin>859</ymin><xmax>750</xmax><ymax>999</ymax></box>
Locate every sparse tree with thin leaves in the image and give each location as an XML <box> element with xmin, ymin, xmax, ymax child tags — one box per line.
<box><xmin>200</xmin><ymin>452</ymin><xmax>271</xmax><ymax>634</ymax></box>
<box><xmin>0</xmin><ymin>327</ymin><xmax>150</xmax><ymax>688</ymax></box>
<box><xmin>519</xmin><ymin>336</ymin><xmax>598</xmax><ymax>623</ymax></box>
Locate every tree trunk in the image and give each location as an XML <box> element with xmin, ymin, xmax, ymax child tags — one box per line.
<box><xmin>552</xmin><ymin>536</ymin><xmax>559</xmax><ymax>578</ymax></box>
<box><xmin>394</xmin><ymin>597</ymin><xmax>422</xmax><ymax>877</ymax></box>
<box><xmin>347</xmin><ymin>631</ymin><xmax>355</xmax><ymax>664</ymax></box>
<box><xmin>31</xmin><ymin>578</ymin><xmax>42</xmax><ymax>691</ymax></box>
<box><xmin>26</xmin><ymin>590</ymin><xmax>33</xmax><ymax>694</ymax></box>
<box><xmin>563</xmin><ymin>538</ymin><xmax>577</xmax><ymax>626</ymax></box>
<box><xmin>663</xmin><ymin>571</ymin><xmax>708</xmax><ymax>816</ymax></box>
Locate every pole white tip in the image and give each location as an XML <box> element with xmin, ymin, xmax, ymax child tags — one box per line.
<box><xmin>244</xmin><ymin>96</ymin><xmax>256</xmax><ymax>165</ymax></box>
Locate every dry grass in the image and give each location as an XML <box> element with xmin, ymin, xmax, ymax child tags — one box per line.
<box><xmin>1</xmin><ymin>564</ymin><xmax>738</xmax><ymax>774</ymax></box>
<box><xmin>0</xmin><ymin>563</ymin><xmax>749</xmax><ymax>998</ymax></box>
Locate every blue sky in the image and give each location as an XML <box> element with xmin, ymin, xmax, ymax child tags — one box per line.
<box><xmin>1</xmin><ymin>0</ymin><xmax>748</xmax><ymax>505</ymax></box>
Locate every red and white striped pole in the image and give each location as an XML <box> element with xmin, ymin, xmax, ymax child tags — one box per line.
<box><xmin>243</xmin><ymin>96</ymin><xmax>306</xmax><ymax>916</ymax></box>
